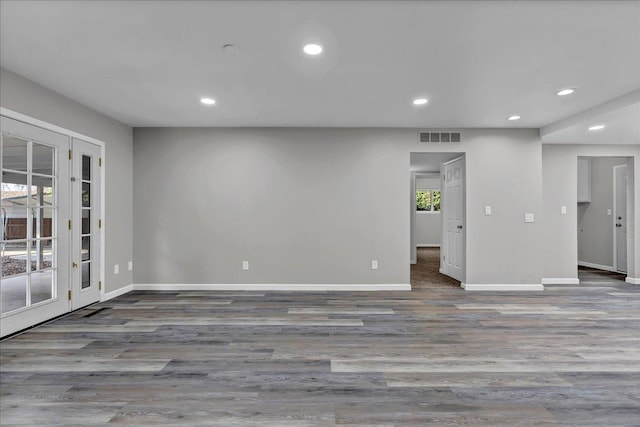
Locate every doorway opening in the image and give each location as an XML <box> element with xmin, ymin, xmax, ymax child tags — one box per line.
<box><xmin>410</xmin><ymin>152</ymin><xmax>465</xmax><ymax>288</ymax></box>
<box><xmin>577</xmin><ymin>156</ymin><xmax>635</xmax><ymax>280</ymax></box>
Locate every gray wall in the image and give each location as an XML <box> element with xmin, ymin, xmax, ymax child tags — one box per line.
<box><xmin>0</xmin><ymin>67</ymin><xmax>134</xmax><ymax>292</ymax></box>
<box><xmin>542</xmin><ymin>145</ymin><xmax>639</xmax><ymax>281</ymax></box>
<box><xmin>133</xmin><ymin>127</ymin><xmax>543</xmax><ymax>286</ymax></box>
<box><xmin>416</xmin><ymin>213</ymin><xmax>441</xmax><ymax>246</ymax></box>
<box><xmin>578</xmin><ymin>157</ymin><xmax>628</xmax><ymax>268</ymax></box>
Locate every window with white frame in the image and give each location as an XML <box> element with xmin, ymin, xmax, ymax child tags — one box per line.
<box><xmin>416</xmin><ymin>189</ymin><xmax>441</xmax><ymax>212</ymax></box>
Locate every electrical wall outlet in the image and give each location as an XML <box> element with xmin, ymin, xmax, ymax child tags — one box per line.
<box><xmin>607</xmin><ymin>209</ymin><xmax>612</xmax><ymax>216</ymax></box>
<box><xmin>371</xmin><ymin>260</ymin><xmax>378</xmax><ymax>270</ymax></box>
<box><xmin>114</xmin><ymin>264</ymin><xmax>119</xmax><ymax>274</ymax></box>
<box><xmin>485</xmin><ymin>206</ymin><xmax>492</xmax><ymax>216</ymax></box>
<box><xmin>242</xmin><ymin>261</ymin><xmax>249</xmax><ymax>271</ymax></box>
<box><xmin>524</xmin><ymin>213</ymin><xmax>535</xmax><ymax>223</ymax></box>
<box><xmin>561</xmin><ymin>206</ymin><xmax>567</xmax><ymax>215</ymax></box>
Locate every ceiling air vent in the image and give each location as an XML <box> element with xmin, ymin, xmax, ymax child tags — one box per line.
<box><xmin>418</xmin><ymin>131</ymin><xmax>462</xmax><ymax>143</ymax></box>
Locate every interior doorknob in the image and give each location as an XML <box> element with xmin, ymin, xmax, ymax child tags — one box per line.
<box><xmin>72</xmin><ymin>262</ymin><xmax>78</xmax><ymax>268</ymax></box>
<box><xmin>457</xmin><ymin>225</ymin><xmax>463</xmax><ymax>229</ymax></box>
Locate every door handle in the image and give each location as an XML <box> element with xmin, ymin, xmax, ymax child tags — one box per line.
<box><xmin>457</xmin><ymin>225</ymin><xmax>463</xmax><ymax>230</ymax></box>
<box><xmin>72</xmin><ymin>262</ymin><xmax>78</xmax><ymax>268</ymax></box>
<box><xmin>616</xmin><ymin>224</ymin><xmax>622</xmax><ymax>228</ymax></box>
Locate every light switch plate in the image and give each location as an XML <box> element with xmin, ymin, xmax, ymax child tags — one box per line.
<box><xmin>524</xmin><ymin>213</ymin><xmax>535</xmax><ymax>223</ymax></box>
<box><xmin>114</xmin><ymin>264</ymin><xmax>119</xmax><ymax>274</ymax></box>
<box><xmin>242</xmin><ymin>261</ymin><xmax>249</xmax><ymax>271</ymax></box>
<box><xmin>128</xmin><ymin>261</ymin><xmax>133</xmax><ymax>271</ymax></box>
<box><xmin>561</xmin><ymin>206</ymin><xmax>567</xmax><ymax>215</ymax></box>
<box><xmin>485</xmin><ymin>206</ymin><xmax>492</xmax><ymax>216</ymax></box>
<box><xmin>607</xmin><ymin>209</ymin><xmax>612</xmax><ymax>216</ymax></box>
<box><xmin>371</xmin><ymin>260</ymin><xmax>378</xmax><ymax>270</ymax></box>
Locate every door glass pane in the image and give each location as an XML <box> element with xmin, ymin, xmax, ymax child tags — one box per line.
<box><xmin>2</xmin><ymin>171</ymin><xmax>29</xmax><ymax>205</ymax></box>
<box><xmin>82</xmin><ymin>210</ymin><xmax>90</xmax><ymax>234</ymax></box>
<box><xmin>30</xmin><ymin>239</ymin><xmax>53</xmax><ymax>271</ymax></box>
<box><xmin>82</xmin><ymin>155</ymin><xmax>91</xmax><ymax>181</ymax></box>
<box><xmin>2</xmin><ymin>208</ymin><xmax>28</xmax><ymax>240</ymax></box>
<box><xmin>33</xmin><ymin>177</ymin><xmax>54</xmax><ymax>206</ymax></box>
<box><xmin>1</xmin><ymin>274</ymin><xmax>27</xmax><ymax>314</ymax></box>
<box><xmin>81</xmin><ymin>262</ymin><xmax>90</xmax><ymax>289</ymax></box>
<box><xmin>81</xmin><ymin>236</ymin><xmax>90</xmax><ymax>261</ymax></box>
<box><xmin>32</xmin><ymin>143</ymin><xmax>54</xmax><ymax>176</ymax></box>
<box><xmin>32</xmin><ymin>208</ymin><xmax>53</xmax><ymax>238</ymax></box>
<box><xmin>2</xmin><ymin>135</ymin><xmax>28</xmax><ymax>172</ymax></box>
<box><xmin>82</xmin><ymin>182</ymin><xmax>90</xmax><ymax>207</ymax></box>
<box><xmin>1</xmin><ymin>241</ymin><xmax>28</xmax><ymax>276</ymax></box>
<box><xmin>31</xmin><ymin>270</ymin><xmax>53</xmax><ymax>305</ymax></box>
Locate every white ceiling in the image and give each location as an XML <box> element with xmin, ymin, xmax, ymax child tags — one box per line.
<box><xmin>1</xmin><ymin>0</ymin><xmax>639</xmax><ymax>134</ymax></box>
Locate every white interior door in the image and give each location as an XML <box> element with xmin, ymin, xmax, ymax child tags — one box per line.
<box><xmin>441</xmin><ymin>156</ymin><xmax>465</xmax><ymax>282</ymax></box>
<box><xmin>70</xmin><ymin>138</ymin><xmax>101</xmax><ymax>310</ymax></box>
<box><xmin>614</xmin><ymin>164</ymin><xmax>628</xmax><ymax>273</ymax></box>
<box><xmin>1</xmin><ymin>116</ymin><xmax>70</xmax><ymax>336</ymax></box>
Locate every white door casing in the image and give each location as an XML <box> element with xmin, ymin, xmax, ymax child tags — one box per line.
<box><xmin>614</xmin><ymin>164</ymin><xmax>628</xmax><ymax>273</ymax></box>
<box><xmin>441</xmin><ymin>156</ymin><xmax>465</xmax><ymax>282</ymax></box>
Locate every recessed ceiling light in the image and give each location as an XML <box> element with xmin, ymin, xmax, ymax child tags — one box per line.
<box><xmin>222</xmin><ymin>44</ymin><xmax>240</xmax><ymax>54</ymax></box>
<box><xmin>303</xmin><ymin>44</ymin><xmax>323</xmax><ymax>55</ymax></box>
<box><xmin>556</xmin><ymin>88</ymin><xmax>575</xmax><ymax>96</ymax></box>
<box><xmin>413</xmin><ymin>98</ymin><xmax>428</xmax><ymax>106</ymax></box>
<box><xmin>588</xmin><ymin>124</ymin><xmax>605</xmax><ymax>131</ymax></box>
<box><xmin>200</xmin><ymin>97</ymin><xmax>216</xmax><ymax>105</ymax></box>
<box><xmin>508</xmin><ymin>115</ymin><xmax>521</xmax><ymax>121</ymax></box>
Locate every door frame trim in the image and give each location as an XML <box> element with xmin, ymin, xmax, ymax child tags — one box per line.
<box><xmin>1</xmin><ymin>107</ymin><xmax>106</xmax><ymax>303</ymax></box>
<box><xmin>612</xmin><ymin>164</ymin><xmax>628</xmax><ymax>274</ymax></box>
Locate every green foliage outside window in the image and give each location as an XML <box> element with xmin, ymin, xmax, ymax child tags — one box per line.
<box><xmin>416</xmin><ymin>190</ymin><xmax>441</xmax><ymax>212</ymax></box>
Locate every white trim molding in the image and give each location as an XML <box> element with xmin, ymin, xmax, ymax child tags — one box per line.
<box><xmin>133</xmin><ymin>283</ymin><xmax>411</xmax><ymax>292</ymax></box>
<box><xmin>102</xmin><ymin>285</ymin><xmax>134</xmax><ymax>302</ymax></box>
<box><xmin>462</xmin><ymin>283</ymin><xmax>544</xmax><ymax>291</ymax></box>
<box><xmin>626</xmin><ymin>277</ymin><xmax>640</xmax><ymax>285</ymax></box>
<box><xmin>578</xmin><ymin>261</ymin><xmax>619</xmax><ymax>273</ymax></box>
<box><xmin>542</xmin><ymin>278</ymin><xmax>580</xmax><ymax>285</ymax></box>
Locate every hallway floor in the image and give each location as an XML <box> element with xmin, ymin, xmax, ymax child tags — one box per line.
<box><xmin>1</xmin><ymin>269</ymin><xmax>639</xmax><ymax>426</ymax></box>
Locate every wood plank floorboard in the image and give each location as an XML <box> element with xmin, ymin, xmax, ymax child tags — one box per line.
<box><xmin>1</xmin><ymin>267</ymin><xmax>639</xmax><ymax>425</ymax></box>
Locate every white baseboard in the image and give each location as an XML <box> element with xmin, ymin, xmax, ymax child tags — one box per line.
<box><xmin>578</xmin><ymin>261</ymin><xmax>617</xmax><ymax>273</ymax></box>
<box><xmin>626</xmin><ymin>277</ymin><xmax>640</xmax><ymax>285</ymax></box>
<box><xmin>462</xmin><ymin>283</ymin><xmax>544</xmax><ymax>291</ymax></box>
<box><xmin>439</xmin><ymin>268</ymin><xmax>445</xmax><ymax>275</ymax></box>
<box><xmin>133</xmin><ymin>283</ymin><xmax>411</xmax><ymax>292</ymax></box>
<box><xmin>417</xmin><ymin>244</ymin><xmax>440</xmax><ymax>248</ymax></box>
<box><xmin>101</xmin><ymin>284</ymin><xmax>133</xmax><ymax>301</ymax></box>
<box><xmin>542</xmin><ymin>278</ymin><xmax>580</xmax><ymax>285</ymax></box>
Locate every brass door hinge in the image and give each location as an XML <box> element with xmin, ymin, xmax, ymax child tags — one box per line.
<box><xmin>69</xmin><ymin>150</ymin><xmax>72</xmax><ymax>160</ymax></box>
<box><xmin>99</xmin><ymin>157</ymin><xmax>102</xmax><ymax>167</ymax></box>
<box><xmin>99</xmin><ymin>281</ymin><xmax>102</xmax><ymax>290</ymax></box>
<box><xmin>98</xmin><ymin>219</ymin><xmax>102</xmax><ymax>229</ymax></box>
<box><xmin>68</xmin><ymin>290</ymin><xmax>72</xmax><ymax>301</ymax></box>
<box><xmin>68</xmin><ymin>220</ymin><xmax>72</xmax><ymax>230</ymax></box>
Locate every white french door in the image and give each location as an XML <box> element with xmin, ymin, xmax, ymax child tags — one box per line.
<box><xmin>70</xmin><ymin>138</ymin><xmax>101</xmax><ymax>309</ymax></box>
<box><xmin>441</xmin><ymin>156</ymin><xmax>465</xmax><ymax>282</ymax></box>
<box><xmin>1</xmin><ymin>116</ymin><xmax>102</xmax><ymax>337</ymax></box>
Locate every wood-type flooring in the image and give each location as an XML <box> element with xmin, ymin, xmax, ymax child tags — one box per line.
<box><xmin>1</xmin><ymin>258</ymin><xmax>639</xmax><ymax>426</ymax></box>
